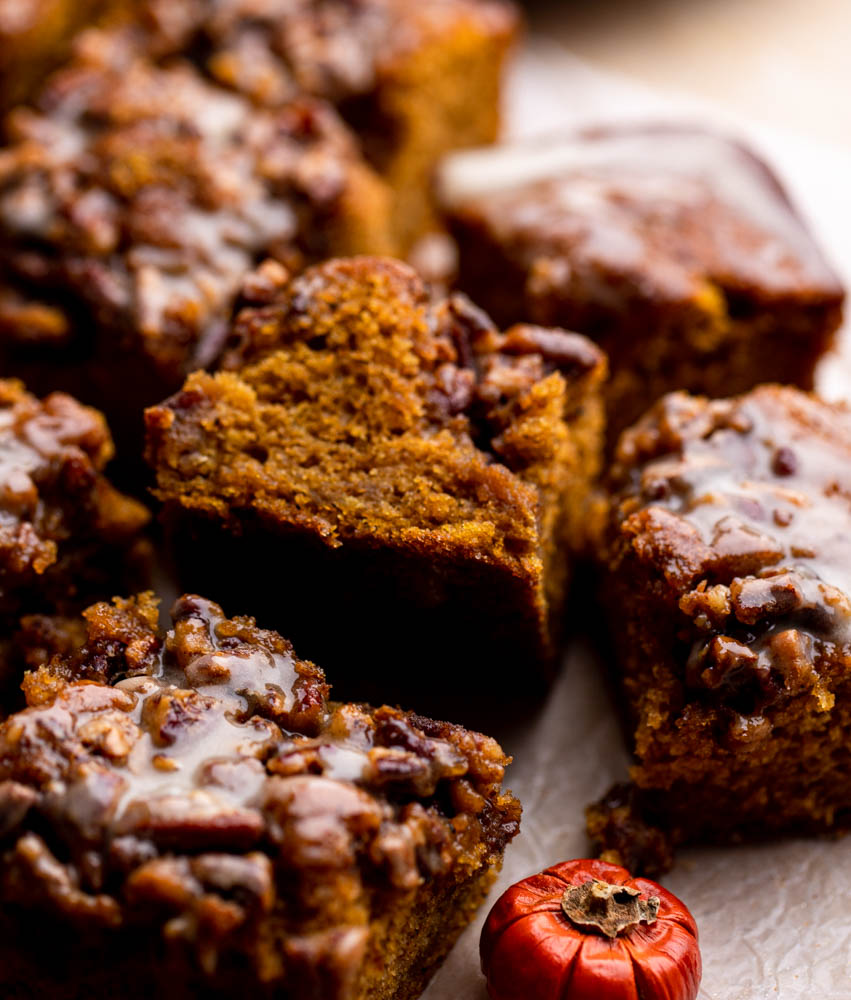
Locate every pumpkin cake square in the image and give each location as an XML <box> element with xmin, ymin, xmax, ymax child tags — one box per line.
<box><xmin>0</xmin><ymin>591</ymin><xmax>520</xmax><ymax>1000</ymax></box>
<box><xmin>118</xmin><ymin>0</ymin><xmax>521</xmax><ymax>251</ymax></box>
<box><xmin>0</xmin><ymin>378</ymin><xmax>149</xmax><ymax>708</ymax></box>
<box><xmin>0</xmin><ymin>29</ymin><xmax>394</xmax><ymax>458</ymax></box>
<box><xmin>145</xmin><ymin>256</ymin><xmax>606</xmax><ymax>700</ymax></box>
<box><xmin>589</xmin><ymin>385</ymin><xmax>851</xmax><ymax>872</ymax></box>
<box><xmin>440</xmin><ymin>124</ymin><xmax>845</xmax><ymax>441</ymax></box>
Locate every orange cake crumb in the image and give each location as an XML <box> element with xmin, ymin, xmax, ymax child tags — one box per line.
<box><xmin>146</xmin><ymin>256</ymin><xmax>606</xmax><ymax>700</ymax></box>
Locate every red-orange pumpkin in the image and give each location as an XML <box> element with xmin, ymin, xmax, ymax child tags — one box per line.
<box><xmin>480</xmin><ymin>859</ymin><xmax>701</xmax><ymax>1000</ymax></box>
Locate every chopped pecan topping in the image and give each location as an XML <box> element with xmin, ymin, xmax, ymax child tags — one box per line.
<box><xmin>609</xmin><ymin>387</ymin><xmax>851</xmax><ymax>717</ymax></box>
<box><xmin>3</xmin><ymin>832</ymin><xmax>122</xmax><ymax>926</ymax></box>
<box><xmin>0</xmin><ymin>29</ymin><xmax>377</xmax><ymax>382</ymax></box>
<box><xmin>0</xmin><ymin>591</ymin><xmax>519</xmax><ymax>986</ymax></box>
<box><xmin>0</xmin><ymin>383</ymin><xmax>149</xmax><ymax>631</ymax></box>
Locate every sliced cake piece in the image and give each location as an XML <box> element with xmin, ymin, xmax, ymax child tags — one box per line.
<box><xmin>440</xmin><ymin>124</ymin><xmax>845</xmax><ymax>441</ymax></box>
<box><xmin>0</xmin><ymin>592</ymin><xmax>520</xmax><ymax>999</ymax></box>
<box><xmin>146</xmin><ymin>256</ymin><xmax>605</xmax><ymax>698</ymax></box>
<box><xmin>119</xmin><ymin>0</ymin><xmax>520</xmax><ymax>250</ymax></box>
<box><xmin>0</xmin><ymin>29</ymin><xmax>394</xmax><ymax>457</ymax></box>
<box><xmin>0</xmin><ymin>378</ymin><xmax>149</xmax><ymax>709</ymax></box>
<box><xmin>590</xmin><ymin>385</ymin><xmax>851</xmax><ymax>871</ymax></box>
<box><xmin>0</xmin><ymin>378</ymin><xmax>149</xmax><ymax>626</ymax></box>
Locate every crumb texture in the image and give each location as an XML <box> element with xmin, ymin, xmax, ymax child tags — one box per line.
<box><xmin>147</xmin><ymin>256</ymin><xmax>605</xmax><ymax>680</ymax></box>
<box><xmin>152</xmin><ymin>258</ymin><xmax>600</xmax><ymax>558</ymax></box>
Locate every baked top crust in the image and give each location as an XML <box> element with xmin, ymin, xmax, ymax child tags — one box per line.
<box><xmin>441</xmin><ymin>123</ymin><xmax>845</xmax><ymax>306</ymax></box>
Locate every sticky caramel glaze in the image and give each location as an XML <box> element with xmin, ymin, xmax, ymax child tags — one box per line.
<box><xmin>146</xmin><ymin>257</ymin><xmax>606</xmax><ymax>700</ymax></box>
<box><xmin>441</xmin><ymin>125</ymin><xmax>844</xmax><ymax>440</ymax></box>
<box><xmin>592</xmin><ymin>386</ymin><xmax>851</xmax><ymax>865</ymax></box>
<box><xmin>0</xmin><ymin>379</ymin><xmax>148</xmax><ymax>647</ymax></box>
<box><xmin>0</xmin><ymin>592</ymin><xmax>520</xmax><ymax>999</ymax></box>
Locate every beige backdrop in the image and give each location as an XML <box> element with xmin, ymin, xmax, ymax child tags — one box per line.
<box><xmin>529</xmin><ymin>0</ymin><xmax>851</xmax><ymax>148</ymax></box>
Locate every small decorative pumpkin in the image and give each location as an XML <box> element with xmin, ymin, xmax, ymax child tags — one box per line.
<box><xmin>480</xmin><ymin>858</ymin><xmax>701</xmax><ymax>1000</ymax></box>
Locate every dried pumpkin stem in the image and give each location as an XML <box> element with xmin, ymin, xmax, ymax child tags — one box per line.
<box><xmin>561</xmin><ymin>879</ymin><xmax>660</xmax><ymax>939</ymax></box>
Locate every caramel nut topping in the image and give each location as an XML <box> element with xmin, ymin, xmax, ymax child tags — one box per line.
<box><xmin>440</xmin><ymin>125</ymin><xmax>843</xmax><ymax>302</ymax></box>
<box><xmin>0</xmin><ymin>381</ymin><xmax>149</xmax><ymax>625</ymax></box>
<box><xmin>0</xmin><ymin>29</ymin><xmax>373</xmax><ymax>380</ymax></box>
<box><xmin>0</xmin><ymin>591</ymin><xmax>519</xmax><ymax>983</ymax></box>
<box><xmin>611</xmin><ymin>386</ymin><xmax>851</xmax><ymax>716</ymax></box>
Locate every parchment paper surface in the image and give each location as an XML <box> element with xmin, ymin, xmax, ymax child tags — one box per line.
<box><xmin>422</xmin><ymin>40</ymin><xmax>851</xmax><ymax>1000</ymax></box>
